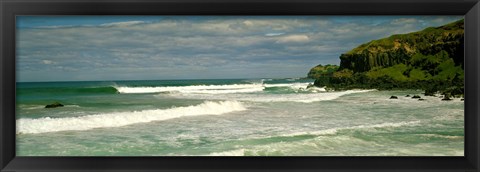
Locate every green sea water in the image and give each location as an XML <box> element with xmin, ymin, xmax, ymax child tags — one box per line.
<box><xmin>16</xmin><ymin>78</ymin><xmax>464</xmax><ymax>156</ymax></box>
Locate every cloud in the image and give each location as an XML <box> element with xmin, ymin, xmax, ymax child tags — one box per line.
<box><xmin>276</xmin><ymin>35</ymin><xmax>310</xmax><ymax>43</ymax></box>
<box><xmin>243</xmin><ymin>20</ymin><xmax>253</xmax><ymax>26</ymax></box>
<box><xmin>42</xmin><ymin>60</ymin><xmax>54</xmax><ymax>64</ymax></box>
<box><xmin>36</xmin><ymin>25</ymin><xmax>76</xmax><ymax>29</ymax></box>
<box><xmin>391</xmin><ymin>18</ymin><xmax>418</xmax><ymax>25</ymax></box>
<box><xmin>32</xmin><ymin>21</ymin><xmax>147</xmax><ymax>29</ymax></box>
<box><xmin>16</xmin><ymin>16</ymin><xmax>463</xmax><ymax>81</ymax></box>
<box><xmin>265</xmin><ymin>33</ymin><xmax>285</xmax><ymax>36</ymax></box>
<box><xmin>100</xmin><ymin>21</ymin><xmax>146</xmax><ymax>27</ymax></box>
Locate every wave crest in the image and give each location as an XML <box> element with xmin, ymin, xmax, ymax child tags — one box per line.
<box><xmin>115</xmin><ymin>84</ymin><xmax>265</xmax><ymax>94</ymax></box>
<box><xmin>17</xmin><ymin>101</ymin><xmax>246</xmax><ymax>134</ymax></box>
<box><xmin>115</xmin><ymin>82</ymin><xmax>317</xmax><ymax>94</ymax></box>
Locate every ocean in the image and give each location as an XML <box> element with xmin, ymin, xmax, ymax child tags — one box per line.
<box><xmin>15</xmin><ymin>78</ymin><xmax>464</xmax><ymax>156</ymax></box>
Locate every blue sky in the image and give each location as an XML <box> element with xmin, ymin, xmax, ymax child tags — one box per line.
<box><xmin>16</xmin><ymin>16</ymin><xmax>462</xmax><ymax>82</ymax></box>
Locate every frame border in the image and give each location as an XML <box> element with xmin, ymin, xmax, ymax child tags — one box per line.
<box><xmin>1</xmin><ymin>0</ymin><xmax>479</xmax><ymax>171</ymax></box>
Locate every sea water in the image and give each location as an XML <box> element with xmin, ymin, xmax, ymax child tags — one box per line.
<box><xmin>16</xmin><ymin>78</ymin><xmax>464</xmax><ymax>156</ymax></box>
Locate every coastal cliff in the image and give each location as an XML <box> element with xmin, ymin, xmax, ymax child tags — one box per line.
<box><xmin>309</xmin><ymin>19</ymin><xmax>464</xmax><ymax>96</ymax></box>
<box><xmin>339</xmin><ymin>19</ymin><xmax>464</xmax><ymax>72</ymax></box>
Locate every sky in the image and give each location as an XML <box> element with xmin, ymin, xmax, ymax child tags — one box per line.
<box><xmin>16</xmin><ymin>16</ymin><xmax>463</xmax><ymax>82</ymax></box>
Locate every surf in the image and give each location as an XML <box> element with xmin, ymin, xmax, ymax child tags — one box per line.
<box><xmin>165</xmin><ymin>89</ymin><xmax>375</xmax><ymax>103</ymax></box>
<box><xmin>114</xmin><ymin>82</ymin><xmax>316</xmax><ymax>94</ymax></box>
<box><xmin>16</xmin><ymin>100</ymin><xmax>247</xmax><ymax>134</ymax></box>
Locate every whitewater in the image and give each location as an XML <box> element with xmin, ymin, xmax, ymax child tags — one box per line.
<box><xmin>17</xmin><ymin>101</ymin><xmax>246</xmax><ymax>134</ymax></box>
<box><xmin>15</xmin><ymin>79</ymin><xmax>464</xmax><ymax>156</ymax></box>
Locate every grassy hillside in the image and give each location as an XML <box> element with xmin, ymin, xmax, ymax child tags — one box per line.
<box><xmin>339</xmin><ymin>19</ymin><xmax>464</xmax><ymax>72</ymax></box>
<box><xmin>307</xmin><ymin>64</ymin><xmax>339</xmax><ymax>79</ymax></box>
<box><xmin>309</xmin><ymin>19</ymin><xmax>464</xmax><ymax>96</ymax></box>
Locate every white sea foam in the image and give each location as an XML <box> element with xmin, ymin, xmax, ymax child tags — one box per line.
<box><xmin>417</xmin><ymin>134</ymin><xmax>463</xmax><ymax>139</ymax></box>
<box><xmin>204</xmin><ymin>120</ymin><xmax>422</xmax><ymax>156</ymax></box>
<box><xmin>281</xmin><ymin>120</ymin><xmax>422</xmax><ymax>137</ymax></box>
<box><xmin>264</xmin><ymin>83</ymin><xmax>312</xmax><ymax>90</ymax></box>
<box><xmin>306</xmin><ymin>86</ymin><xmax>327</xmax><ymax>92</ymax></box>
<box><xmin>18</xmin><ymin>105</ymin><xmax>45</xmax><ymax>110</ymax></box>
<box><xmin>17</xmin><ymin>101</ymin><xmax>246</xmax><ymax>134</ymax></box>
<box><xmin>115</xmin><ymin>84</ymin><xmax>264</xmax><ymax>94</ymax></box>
<box><xmin>115</xmin><ymin>82</ymin><xmax>317</xmax><ymax>94</ymax></box>
<box><xmin>207</xmin><ymin>149</ymin><xmax>246</xmax><ymax>156</ymax></box>
<box><xmin>165</xmin><ymin>89</ymin><xmax>374</xmax><ymax>103</ymax></box>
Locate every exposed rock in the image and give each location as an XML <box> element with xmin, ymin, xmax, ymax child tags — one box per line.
<box><xmin>390</xmin><ymin>96</ymin><xmax>398</xmax><ymax>99</ymax></box>
<box><xmin>442</xmin><ymin>96</ymin><xmax>453</xmax><ymax>101</ymax></box>
<box><xmin>45</xmin><ymin>102</ymin><xmax>64</xmax><ymax>108</ymax></box>
<box><xmin>405</xmin><ymin>95</ymin><xmax>410</xmax><ymax>97</ymax></box>
<box><xmin>412</xmin><ymin>95</ymin><xmax>421</xmax><ymax>99</ymax></box>
<box><xmin>308</xmin><ymin>19</ymin><xmax>464</xmax><ymax>96</ymax></box>
<box><xmin>424</xmin><ymin>91</ymin><xmax>435</xmax><ymax>96</ymax></box>
<box><xmin>461</xmin><ymin>98</ymin><xmax>464</xmax><ymax>101</ymax></box>
<box><xmin>418</xmin><ymin>98</ymin><xmax>425</xmax><ymax>101</ymax></box>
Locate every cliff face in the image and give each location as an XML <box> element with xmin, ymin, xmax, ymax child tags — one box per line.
<box><xmin>308</xmin><ymin>19</ymin><xmax>465</xmax><ymax>96</ymax></box>
<box><xmin>338</xmin><ymin>19</ymin><xmax>464</xmax><ymax>73</ymax></box>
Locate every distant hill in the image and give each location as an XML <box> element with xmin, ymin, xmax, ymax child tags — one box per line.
<box><xmin>308</xmin><ymin>19</ymin><xmax>464</xmax><ymax>96</ymax></box>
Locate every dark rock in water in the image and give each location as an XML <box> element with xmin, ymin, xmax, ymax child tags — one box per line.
<box><xmin>461</xmin><ymin>98</ymin><xmax>464</xmax><ymax>101</ymax></box>
<box><xmin>424</xmin><ymin>93</ymin><xmax>435</xmax><ymax>96</ymax></box>
<box><xmin>424</xmin><ymin>89</ymin><xmax>436</xmax><ymax>96</ymax></box>
<box><xmin>45</xmin><ymin>102</ymin><xmax>64</xmax><ymax>108</ymax></box>
<box><xmin>390</xmin><ymin>96</ymin><xmax>398</xmax><ymax>99</ymax></box>
<box><xmin>442</xmin><ymin>96</ymin><xmax>453</xmax><ymax>101</ymax></box>
<box><xmin>418</xmin><ymin>98</ymin><xmax>425</xmax><ymax>101</ymax></box>
<box><xmin>439</xmin><ymin>96</ymin><xmax>444</xmax><ymax>98</ymax></box>
<box><xmin>412</xmin><ymin>95</ymin><xmax>421</xmax><ymax>99</ymax></box>
<box><xmin>405</xmin><ymin>95</ymin><xmax>410</xmax><ymax>97</ymax></box>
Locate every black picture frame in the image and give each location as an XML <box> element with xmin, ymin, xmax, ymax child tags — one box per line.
<box><xmin>1</xmin><ymin>0</ymin><xmax>479</xmax><ymax>171</ymax></box>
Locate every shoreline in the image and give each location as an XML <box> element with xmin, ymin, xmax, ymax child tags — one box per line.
<box><xmin>316</xmin><ymin>86</ymin><xmax>465</xmax><ymax>102</ymax></box>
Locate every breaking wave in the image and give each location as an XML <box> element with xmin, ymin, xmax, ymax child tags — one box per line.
<box><xmin>165</xmin><ymin>89</ymin><xmax>375</xmax><ymax>103</ymax></box>
<box><xmin>17</xmin><ymin>101</ymin><xmax>246</xmax><ymax>134</ymax></box>
<box><xmin>115</xmin><ymin>82</ymin><xmax>317</xmax><ymax>94</ymax></box>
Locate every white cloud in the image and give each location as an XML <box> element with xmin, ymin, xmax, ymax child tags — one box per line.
<box><xmin>17</xmin><ymin>16</ymin><xmax>464</xmax><ymax>81</ymax></box>
<box><xmin>265</xmin><ymin>33</ymin><xmax>285</xmax><ymax>36</ymax></box>
<box><xmin>42</xmin><ymin>60</ymin><xmax>54</xmax><ymax>64</ymax></box>
<box><xmin>36</xmin><ymin>25</ymin><xmax>75</xmax><ymax>29</ymax></box>
<box><xmin>276</xmin><ymin>35</ymin><xmax>310</xmax><ymax>43</ymax></box>
<box><xmin>243</xmin><ymin>20</ymin><xmax>253</xmax><ymax>26</ymax></box>
<box><xmin>391</xmin><ymin>18</ymin><xmax>418</xmax><ymax>25</ymax></box>
<box><xmin>100</xmin><ymin>21</ymin><xmax>146</xmax><ymax>27</ymax></box>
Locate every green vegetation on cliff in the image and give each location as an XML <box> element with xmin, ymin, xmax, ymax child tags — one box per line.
<box><xmin>308</xmin><ymin>19</ymin><xmax>464</xmax><ymax>96</ymax></box>
<box><xmin>339</xmin><ymin>19</ymin><xmax>464</xmax><ymax>72</ymax></box>
<box><xmin>307</xmin><ymin>64</ymin><xmax>339</xmax><ymax>87</ymax></box>
<box><xmin>307</xmin><ymin>64</ymin><xmax>339</xmax><ymax>79</ymax></box>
